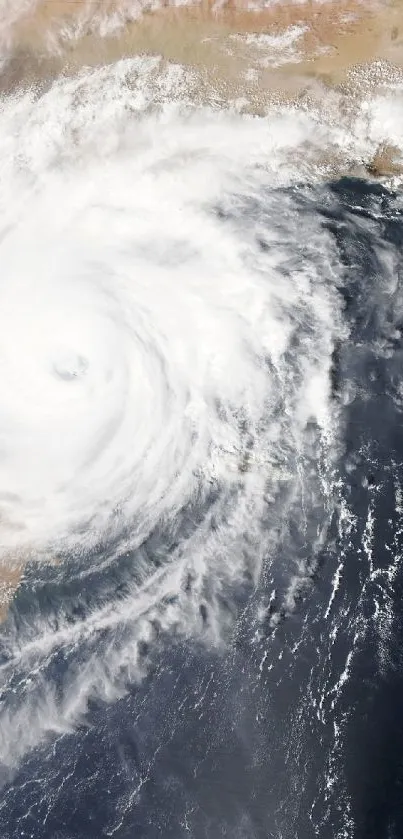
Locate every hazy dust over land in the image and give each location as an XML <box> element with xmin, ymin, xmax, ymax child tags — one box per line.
<box><xmin>2</xmin><ymin>0</ymin><xmax>403</xmax><ymax>97</ymax></box>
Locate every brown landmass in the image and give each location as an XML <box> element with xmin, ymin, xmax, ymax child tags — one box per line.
<box><xmin>1</xmin><ymin>0</ymin><xmax>403</xmax><ymax>97</ymax></box>
<box><xmin>0</xmin><ymin>564</ymin><xmax>23</xmax><ymax>622</ymax></box>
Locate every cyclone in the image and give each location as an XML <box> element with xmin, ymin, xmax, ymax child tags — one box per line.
<box><xmin>0</xmin><ymin>61</ymin><xmax>342</xmax><ymax>560</ymax></box>
<box><xmin>2</xmin><ymin>0</ymin><xmax>403</xmax><ymax>832</ymax></box>
<box><xmin>0</xmin><ymin>59</ymin><xmax>346</xmax><ymax>770</ymax></box>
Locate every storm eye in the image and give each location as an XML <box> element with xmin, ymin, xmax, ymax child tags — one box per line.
<box><xmin>53</xmin><ymin>354</ymin><xmax>89</xmax><ymax>381</ymax></box>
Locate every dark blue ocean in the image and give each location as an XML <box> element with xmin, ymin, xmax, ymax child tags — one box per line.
<box><xmin>1</xmin><ymin>177</ymin><xmax>403</xmax><ymax>839</ymax></box>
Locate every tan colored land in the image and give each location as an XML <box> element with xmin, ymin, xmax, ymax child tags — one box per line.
<box><xmin>0</xmin><ymin>564</ymin><xmax>22</xmax><ymax>622</ymax></box>
<box><xmin>2</xmin><ymin>0</ymin><xmax>403</xmax><ymax>97</ymax></box>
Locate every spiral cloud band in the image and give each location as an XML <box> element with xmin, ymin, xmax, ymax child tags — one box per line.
<box><xmin>0</xmin><ymin>59</ymin><xmax>347</xmax><ymax>765</ymax></box>
<box><xmin>0</xmin><ymin>62</ymin><xmax>341</xmax><ymax>560</ymax></box>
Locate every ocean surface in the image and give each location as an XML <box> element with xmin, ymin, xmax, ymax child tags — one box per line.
<box><xmin>0</xmin><ymin>6</ymin><xmax>403</xmax><ymax>839</ymax></box>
